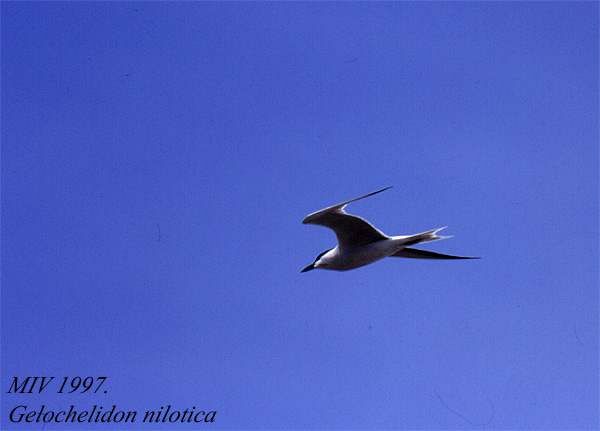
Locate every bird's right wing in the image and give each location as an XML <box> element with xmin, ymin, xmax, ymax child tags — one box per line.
<box><xmin>302</xmin><ymin>187</ymin><xmax>391</xmax><ymax>248</ymax></box>
<box><xmin>392</xmin><ymin>248</ymin><xmax>479</xmax><ymax>259</ymax></box>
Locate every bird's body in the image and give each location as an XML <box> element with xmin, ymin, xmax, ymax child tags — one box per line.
<box><xmin>314</xmin><ymin>237</ymin><xmax>409</xmax><ymax>271</ymax></box>
<box><xmin>301</xmin><ymin>187</ymin><xmax>477</xmax><ymax>272</ymax></box>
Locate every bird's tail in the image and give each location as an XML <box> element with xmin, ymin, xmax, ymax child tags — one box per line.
<box><xmin>400</xmin><ymin>226</ymin><xmax>452</xmax><ymax>247</ymax></box>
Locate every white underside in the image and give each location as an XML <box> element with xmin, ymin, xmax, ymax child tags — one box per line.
<box><xmin>316</xmin><ymin>237</ymin><xmax>410</xmax><ymax>271</ymax></box>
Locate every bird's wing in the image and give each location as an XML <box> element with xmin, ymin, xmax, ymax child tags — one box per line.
<box><xmin>302</xmin><ymin>187</ymin><xmax>391</xmax><ymax>248</ymax></box>
<box><xmin>392</xmin><ymin>247</ymin><xmax>479</xmax><ymax>259</ymax></box>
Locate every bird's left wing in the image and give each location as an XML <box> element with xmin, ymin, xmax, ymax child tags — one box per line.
<box><xmin>302</xmin><ymin>187</ymin><xmax>391</xmax><ymax>248</ymax></box>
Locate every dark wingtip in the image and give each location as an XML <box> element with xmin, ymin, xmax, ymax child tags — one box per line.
<box><xmin>373</xmin><ymin>185</ymin><xmax>393</xmax><ymax>195</ymax></box>
<box><xmin>302</xmin><ymin>186</ymin><xmax>393</xmax><ymax>224</ymax></box>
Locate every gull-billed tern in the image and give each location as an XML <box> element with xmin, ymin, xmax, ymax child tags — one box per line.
<box><xmin>301</xmin><ymin>187</ymin><xmax>478</xmax><ymax>272</ymax></box>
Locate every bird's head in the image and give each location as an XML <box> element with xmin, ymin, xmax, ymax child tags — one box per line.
<box><xmin>301</xmin><ymin>248</ymin><xmax>332</xmax><ymax>273</ymax></box>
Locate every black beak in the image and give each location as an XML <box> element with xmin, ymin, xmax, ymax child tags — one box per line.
<box><xmin>300</xmin><ymin>263</ymin><xmax>315</xmax><ymax>273</ymax></box>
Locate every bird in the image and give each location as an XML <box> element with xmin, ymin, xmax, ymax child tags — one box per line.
<box><xmin>301</xmin><ymin>186</ymin><xmax>478</xmax><ymax>272</ymax></box>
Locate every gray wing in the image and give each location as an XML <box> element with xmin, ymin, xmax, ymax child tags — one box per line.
<box><xmin>302</xmin><ymin>187</ymin><xmax>391</xmax><ymax>248</ymax></box>
<box><xmin>392</xmin><ymin>248</ymin><xmax>479</xmax><ymax>259</ymax></box>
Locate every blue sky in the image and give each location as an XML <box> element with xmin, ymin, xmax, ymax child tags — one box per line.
<box><xmin>2</xmin><ymin>2</ymin><xmax>598</xmax><ymax>429</ymax></box>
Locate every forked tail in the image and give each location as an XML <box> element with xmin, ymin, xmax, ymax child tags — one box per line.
<box><xmin>401</xmin><ymin>226</ymin><xmax>452</xmax><ymax>247</ymax></box>
<box><xmin>392</xmin><ymin>227</ymin><xmax>480</xmax><ymax>259</ymax></box>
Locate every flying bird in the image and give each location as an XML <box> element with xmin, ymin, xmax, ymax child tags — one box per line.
<box><xmin>301</xmin><ymin>187</ymin><xmax>478</xmax><ymax>272</ymax></box>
